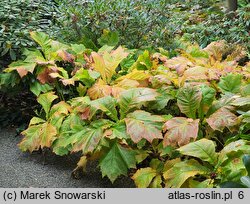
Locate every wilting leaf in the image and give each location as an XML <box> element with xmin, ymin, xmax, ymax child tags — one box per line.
<box><xmin>206</xmin><ymin>107</ymin><xmax>238</xmax><ymax>132</ymax></box>
<box><xmin>165</xmin><ymin>56</ymin><xmax>193</xmax><ymax>75</ymax></box>
<box><xmin>5</xmin><ymin>61</ymin><xmax>36</xmax><ymax>78</ymax></box>
<box><xmin>87</xmin><ymin>79</ymin><xmax>112</xmax><ymax>100</ymax></box>
<box><xmin>57</xmin><ymin>50</ymin><xmax>75</xmax><ymax>63</ymax></box>
<box><xmin>163</xmin><ymin>159</ymin><xmax>211</xmax><ymax>188</ymax></box>
<box><xmin>163</xmin><ymin>117</ymin><xmax>200</xmax><ymax>147</ymax></box>
<box><xmin>99</xmin><ymin>142</ymin><xmax>136</xmax><ymax>182</ymax></box>
<box><xmin>218</xmin><ymin>74</ymin><xmax>242</xmax><ymax>94</ymax></box>
<box><xmin>132</xmin><ymin>167</ymin><xmax>157</xmax><ymax>188</ymax></box>
<box><xmin>178</xmin><ymin>139</ymin><xmax>218</xmax><ymax>165</ymax></box>
<box><xmin>125</xmin><ymin>110</ymin><xmax>164</xmax><ymax>143</ymax></box>
<box><xmin>118</xmin><ymin>88</ymin><xmax>158</xmax><ymax>119</ymax></box>
<box><xmin>19</xmin><ymin>122</ymin><xmax>57</xmax><ymax>152</ymax></box>
<box><xmin>73</xmin><ymin>156</ymin><xmax>88</xmax><ymax>174</ymax></box>
<box><xmin>37</xmin><ymin>92</ymin><xmax>58</xmax><ymax>119</ymax></box>
<box><xmin>177</xmin><ymin>85</ymin><xmax>202</xmax><ymax>119</ymax></box>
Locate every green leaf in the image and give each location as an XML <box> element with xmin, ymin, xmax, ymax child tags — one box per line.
<box><xmin>37</xmin><ymin>92</ymin><xmax>58</xmax><ymax>119</ymax></box>
<box><xmin>177</xmin><ymin>85</ymin><xmax>202</xmax><ymax>119</ymax></box>
<box><xmin>30</xmin><ymin>31</ymin><xmax>51</xmax><ymax>51</ymax></box>
<box><xmin>71</xmin><ymin>44</ymin><xmax>86</xmax><ymax>54</ymax></box>
<box><xmin>163</xmin><ymin>159</ymin><xmax>211</xmax><ymax>188</ymax></box>
<box><xmin>163</xmin><ymin>117</ymin><xmax>200</xmax><ymax>147</ymax></box>
<box><xmin>132</xmin><ymin>167</ymin><xmax>157</xmax><ymax>188</ymax></box>
<box><xmin>19</xmin><ymin>122</ymin><xmax>57</xmax><ymax>152</ymax></box>
<box><xmin>218</xmin><ymin>74</ymin><xmax>242</xmax><ymax>94</ymax></box>
<box><xmin>125</xmin><ymin>110</ymin><xmax>164</xmax><ymax>143</ymax></box>
<box><xmin>73</xmin><ymin>68</ymin><xmax>94</xmax><ymax>87</ymax></box>
<box><xmin>243</xmin><ymin>155</ymin><xmax>250</xmax><ymax>175</ymax></box>
<box><xmin>104</xmin><ymin>121</ymin><xmax>130</xmax><ymax>140</ymax></box>
<box><xmin>5</xmin><ymin>61</ymin><xmax>36</xmax><ymax>78</ymax></box>
<box><xmin>99</xmin><ymin>142</ymin><xmax>136</xmax><ymax>182</ymax></box>
<box><xmin>30</xmin><ymin>81</ymin><xmax>53</xmax><ymax>96</ymax></box>
<box><xmin>178</xmin><ymin>139</ymin><xmax>218</xmax><ymax>165</ymax></box>
<box><xmin>131</xmin><ymin>50</ymin><xmax>152</xmax><ymax>70</ymax></box>
<box><xmin>118</xmin><ymin>88</ymin><xmax>158</xmax><ymax>119</ymax></box>
<box><xmin>98</xmin><ymin>30</ymin><xmax>119</xmax><ymax>47</ymax></box>
<box><xmin>199</xmin><ymin>84</ymin><xmax>216</xmax><ymax>117</ymax></box>
<box><xmin>240</xmin><ymin>176</ymin><xmax>250</xmax><ymax>188</ymax></box>
<box><xmin>59</xmin><ymin>119</ymin><xmax>113</xmax><ymax>154</ymax></box>
<box><xmin>91</xmin><ymin>96</ymin><xmax>118</xmax><ymax>121</ymax></box>
<box><xmin>220</xmin><ymin>181</ymin><xmax>246</xmax><ymax>188</ymax></box>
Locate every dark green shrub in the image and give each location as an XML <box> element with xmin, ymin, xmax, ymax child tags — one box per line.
<box><xmin>0</xmin><ymin>0</ymin><xmax>57</xmax><ymax>66</ymax></box>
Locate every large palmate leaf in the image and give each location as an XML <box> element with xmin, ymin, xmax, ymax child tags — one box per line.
<box><xmin>19</xmin><ymin>122</ymin><xmax>57</xmax><ymax>152</ymax></box>
<box><xmin>178</xmin><ymin>139</ymin><xmax>218</xmax><ymax>165</ymax></box>
<box><xmin>91</xmin><ymin>96</ymin><xmax>118</xmax><ymax>121</ymax></box>
<box><xmin>163</xmin><ymin>117</ymin><xmax>200</xmax><ymax>147</ymax></box>
<box><xmin>56</xmin><ymin>119</ymin><xmax>113</xmax><ymax>154</ymax></box>
<box><xmin>37</xmin><ymin>92</ymin><xmax>58</xmax><ymax>119</ymax></box>
<box><xmin>218</xmin><ymin>74</ymin><xmax>242</xmax><ymax>94</ymax></box>
<box><xmin>99</xmin><ymin>142</ymin><xmax>136</xmax><ymax>182</ymax></box>
<box><xmin>177</xmin><ymin>85</ymin><xmax>202</xmax><ymax>119</ymax></box>
<box><xmin>115</xmin><ymin>69</ymin><xmax>151</xmax><ymax>82</ymax></box>
<box><xmin>132</xmin><ymin>167</ymin><xmax>157</xmax><ymax>188</ymax></box>
<box><xmin>92</xmin><ymin>46</ymin><xmax>128</xmax><ymax>83</ymax></box>
<box><xmin>125</xmin><ymin>110</ymin><xmax>164</xmax><ymax>143</ymax></box>
<box><xmin>118</xmin><ymin>88</ymin><xmax>158</xmax><ymax>119</ymax></box>
<box><xmin>163</xmin><ymin>159</ymin><xmax>211</xmax><ymax>188</ymax></box>
<box><xmin>87</xmin><ymin>79</ymin><xmax>112</xmax><ymax>100</ymax></box>
<box><xmin>30</xmin><ymin>31</ymin><xmax>51</xmax><ymax>50</ymax></box>
<box><xmin>199</xmin><ymin>84</ymin><xmax>216</xmax><ymax>117</ymax></box>
<box><xmin>206</xmin><ymin>107</ymin><xmax>238</xmax><ymax>132</ymax></box>
<box><xmin>104</xmin><ymin>121</ymin><xmax>130</xmax><ymax>140</ymax></box>
<box><xmin>4</xmin><ymin>61</ymin><xmax>37</xmax><ymax>78</ymax></box>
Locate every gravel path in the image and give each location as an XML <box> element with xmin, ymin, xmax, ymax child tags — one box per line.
<box><xmin>0</xmin><ymin>128</ymin><xmax>135</xmax><ymax>188</ymax></box>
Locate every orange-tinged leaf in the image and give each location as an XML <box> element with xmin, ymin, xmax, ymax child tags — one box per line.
<box><xmin>125</xmin><ymin>110</ymin><xmax>164</xmax><ymax>143</ymax></box>
<box><xmin>92</xmin><ymin>46</ymin><xmax>128</xmax><ymax>83</ymax></box>
<box><xmin>5</xmin><ymin>61</ymin><xmax>36</xmax><ymax>78</ymax></box>
<box><xmin>132</xmin><ymin>167</ymin><xmax>157</xmax><ymax>188</ymax></box>
<box><xmin>206</xmin><ymin>107</ymin><xmax>239</xmax><ymax>132</ymax></box>
<box><xmin>163</xmin><ymin>117</ymin><xmax>200</xmax><ymax>147</ymax></box>
<box><xmin>87</xmin><ymin>79</ymin><xmax>112</xmax><ymax>100</ymax></box>
<box><xmin>165</xmin><ymin>56</ymin><xmax>193</xmax><ymax>75</ymax></box>
<box><xmin>57</xmin><ymin>50</ymin><xmax>75</xmax><ymax>63</ymax></box>
<box><xmin>37</xmin><ymin>68</ymin><xmax>55</xmax><ymax>84</ymax></box>
<box><xmin>19</xmin><ymin>122</ymin><xmax>57</xmax><ymax>152</ymax></box>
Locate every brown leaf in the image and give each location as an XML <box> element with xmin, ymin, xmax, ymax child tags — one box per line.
<box><xmin>206</xmin><ymin>108</ymin><xmax>239</xmax><ymax>132</ymax></box>
<box><xmin>163</xmin><ymin>117</ymin><xmax>200</xmax><ymax>147</ymax></box>
<box><xmin>57</xmin><ymin>50</ymin><xmax>75</xmax><ymax>63</ymax></box>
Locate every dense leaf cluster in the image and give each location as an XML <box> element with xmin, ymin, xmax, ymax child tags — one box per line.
<box><xmin>2</xmin><ymin>32</ymin><xmax>250</xmax><ymax>187</ymax></box>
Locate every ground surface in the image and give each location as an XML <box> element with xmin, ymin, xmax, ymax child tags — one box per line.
<box><xmin>0</xmin><ymin>128</ymin><xmax>134</xmax><ymax>188</ymax></box>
